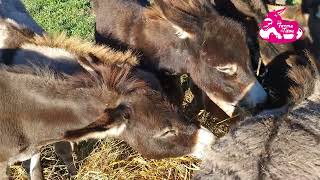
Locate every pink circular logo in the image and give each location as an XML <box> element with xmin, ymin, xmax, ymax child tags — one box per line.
<box><xmin>259</xmin><ymin>8</ymin><xmax>303</xmax><ymax>44</ymax></box>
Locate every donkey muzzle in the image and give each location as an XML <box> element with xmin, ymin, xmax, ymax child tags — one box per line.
<box><xmin>238</xmin><ymin>80</ymin><xmax>268</xmax><ymax>115</ymax></box>
<box><xmin>190</xmin><ymin>126</ymin><xmax>215</xmax><ymax>159</ymax></box>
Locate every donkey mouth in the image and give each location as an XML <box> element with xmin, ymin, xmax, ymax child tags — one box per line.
<box><xmin>236</xmin><ymin>80</ymin><xmax>268</xmax><ymax>115</ymax></box>
<box><xmin>205</xmin><ymin>80</ymin><xmax>268</xmax><ymax>117</ymax></box>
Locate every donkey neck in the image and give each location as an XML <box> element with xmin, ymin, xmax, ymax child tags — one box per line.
<box><xmin>24</xmin><ymin>75</ymin><xmax>108</xmax><ymax>125</ymax></box>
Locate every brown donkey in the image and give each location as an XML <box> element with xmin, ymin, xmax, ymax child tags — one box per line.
<box><xmin>0</xmin><ymin>19</ymin><xmax>214</xmax><ymax>179</ymax></box>
<box><xmin>92</xmin><ymin>0</ymin><xmax>268</xmax><ymax>117</ymax></box>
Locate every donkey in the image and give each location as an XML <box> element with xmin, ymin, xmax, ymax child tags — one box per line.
<box><xmin>194</xmin><ymin>54</ymin><xmax>320</xmax><ymax>179</ymax></box>
<box><xmin>92</xmin><ymin>0</ymin><xmax>268</xmax><ymax>117</ymax></box>
<box><xmin>0</xmin><ymin>56</ymin><xmax>214</xmax><ymax>180</ymax></box>
<box><xmin>0</xmin><ymin>19</ymin><xmax>214</xmax><ymax>179</ymax></box>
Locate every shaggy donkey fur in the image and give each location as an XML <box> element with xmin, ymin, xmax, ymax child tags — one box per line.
<box><xmin>195</xmin><ymin>55</ymin><xmax>320</xmax><ymax>179</ymax></box>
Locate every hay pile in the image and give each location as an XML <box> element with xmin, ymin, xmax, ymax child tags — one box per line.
<box><xmin>75</xmin><ymin>140</ymin><xmax>199</xmax><ymax>180</ymax></box>
<box><xmin>10</xmin><ymin>139</ymin><xmax>200</xmax><ymax>180</ymax></box>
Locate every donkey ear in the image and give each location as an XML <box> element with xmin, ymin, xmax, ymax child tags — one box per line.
<box><xmin>64</xmin><ymin>104</ymin><xmax>131</xmax><ymax>141</ymax></box>
<box><xmin>77</xmin><ymin>53</ymin><xmax>103</xmax><ymax>81</ymax></box>
<box><xmin>153</xmin><ymin>0</ymin><xmax>201</xmax><ymax>39</ymax></box>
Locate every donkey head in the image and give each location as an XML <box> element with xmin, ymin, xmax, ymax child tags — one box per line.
<box><xmin>65</xmin><ymin>55</ymin><xmax>215</xmax><ymax>159</ymax></box>
<box><xmin>154</xmin><ymin>0</ymin><xmax>267</xmax><ymax>116</ymax></box>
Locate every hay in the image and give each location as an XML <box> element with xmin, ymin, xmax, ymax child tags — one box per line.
<box><xmin>9</xmin><ymin>165</ymin><xmax>28</xmax><ymax>180</ymax></box>
<box><xmin>10</xmin><ymin>139</ymin><xmax>199</xmax><ymax>180</ymax></box>
<box><xmin>76</xmin><ymin>139</ymin><xmax>199</xmax><ymax>180</ymax></box>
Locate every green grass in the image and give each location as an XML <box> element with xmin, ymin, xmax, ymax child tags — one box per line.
<box><xmin>23</xmin><ymin>0</ymin><xmax>94</xmax><ymax>40</ymax></box>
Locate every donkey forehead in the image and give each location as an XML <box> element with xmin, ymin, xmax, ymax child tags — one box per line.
<box><xmin>130</xmin><ymin>97</ymin><xmax>182</xmax><ymax>126</ymax></box>
<box><xmin>199</xmin><ymin>21</ymin><xmax>250</xmax><ymax>67</ymax></box>
<box><xmin>200</xmin><ymin>38</ymin><xmax>250</xmax><ymax>67</ymax></box>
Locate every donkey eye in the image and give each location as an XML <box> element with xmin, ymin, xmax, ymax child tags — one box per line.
<box><xmin>161</xmin><ymin>129</ymin><xmax>176</xmax><ymax>137</ymax></box>
<box><xmin>216</xmin><ymin>64</ymin><xmax>238</xmax><ymax>76</ymax></box>
<box><xmin>154</xmin><ymin>128</ymin><xmax>177</xmax><ymax>138</ymax></box>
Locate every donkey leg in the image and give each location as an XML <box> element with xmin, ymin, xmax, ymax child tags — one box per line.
<box><xmin>54</xmin><ymin>142</ymin><xmax>77</xmax><ymax>176</ymax></box>
<box><xmin>0</xmin><ymin>162</ymin><xmax>9</xmax><ymax>180</ymax></box>
<box><xmin>29</xmin><ymin>153</ymin><xmax>43</xmax><ymax>180</ymax></box>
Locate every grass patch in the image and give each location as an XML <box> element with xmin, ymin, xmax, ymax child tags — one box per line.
<box><xmin>22</xmin><ymin>0</ymin><xmax>94</xmax><ymax>40</ymax></box>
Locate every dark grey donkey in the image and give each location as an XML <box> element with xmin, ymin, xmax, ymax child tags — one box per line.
<box><xmin>195</xmin><ymin>54</ymin><xmax>320</xmax><ymax>179</ymax></box>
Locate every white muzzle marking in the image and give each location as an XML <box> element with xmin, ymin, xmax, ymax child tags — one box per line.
<box><xmin>190</xmin><ymin>126</ymin><xmax>215</xmax><ymax>159</ymax></box>
<box><xmin>206</xmin><ymin>80</ymin><xmax>267</xmax><ymax>117</ymax></box>
<box><xmin>242</xmin><ymin>80</ymin><xmax>267</xmax><ymax>108</ymax></box>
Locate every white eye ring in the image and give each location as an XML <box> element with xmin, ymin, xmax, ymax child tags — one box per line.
<box><xmin>216</xmin><ymin>64</ymin><xmax>238</xmax><ymax>75</ymax></box>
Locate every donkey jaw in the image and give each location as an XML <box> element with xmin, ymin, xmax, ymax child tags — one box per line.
<box><xmin>190</xmin><ymin>126</ymin><xmax>215</xmax><ymax>159</ymax></box>
<box><xmin>206</xmin><ymin>91</ymin><xmax>238</xmax><ymax>117</ymax></box>
<box><xmin>206</xmin><ymin>80</ymin><xmax>267</xmax><ymax>117</ymax></box>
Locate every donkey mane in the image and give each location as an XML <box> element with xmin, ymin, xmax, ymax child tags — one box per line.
<box><xmin>30</xmin><ymin>33</ymin><xmax>138</xmax><ymax>65</ymax></box>
<box><xmin>288</xmin><ymin>53</ymin><xmax>320</xmax><ymax>104</ymax></box>
<box><xmin>69</xmin><ymin>64</ymin><xmax>150</xmax><ymax>95</ymax></box>
<box><xmin>1</xmin><ymin>62</ymin><xmax>150</xmax><ymax>96</ymax></box>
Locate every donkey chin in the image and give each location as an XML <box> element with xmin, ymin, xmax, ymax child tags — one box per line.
<box><xmin>189</xmin><ymin>126</ymin><xmax>216</xmax><ymax>159</ymax></box>
<box><xmin>236</xmin><ymin>80</ymin><xmax>268</xmax><ymax>115</ymax></box>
